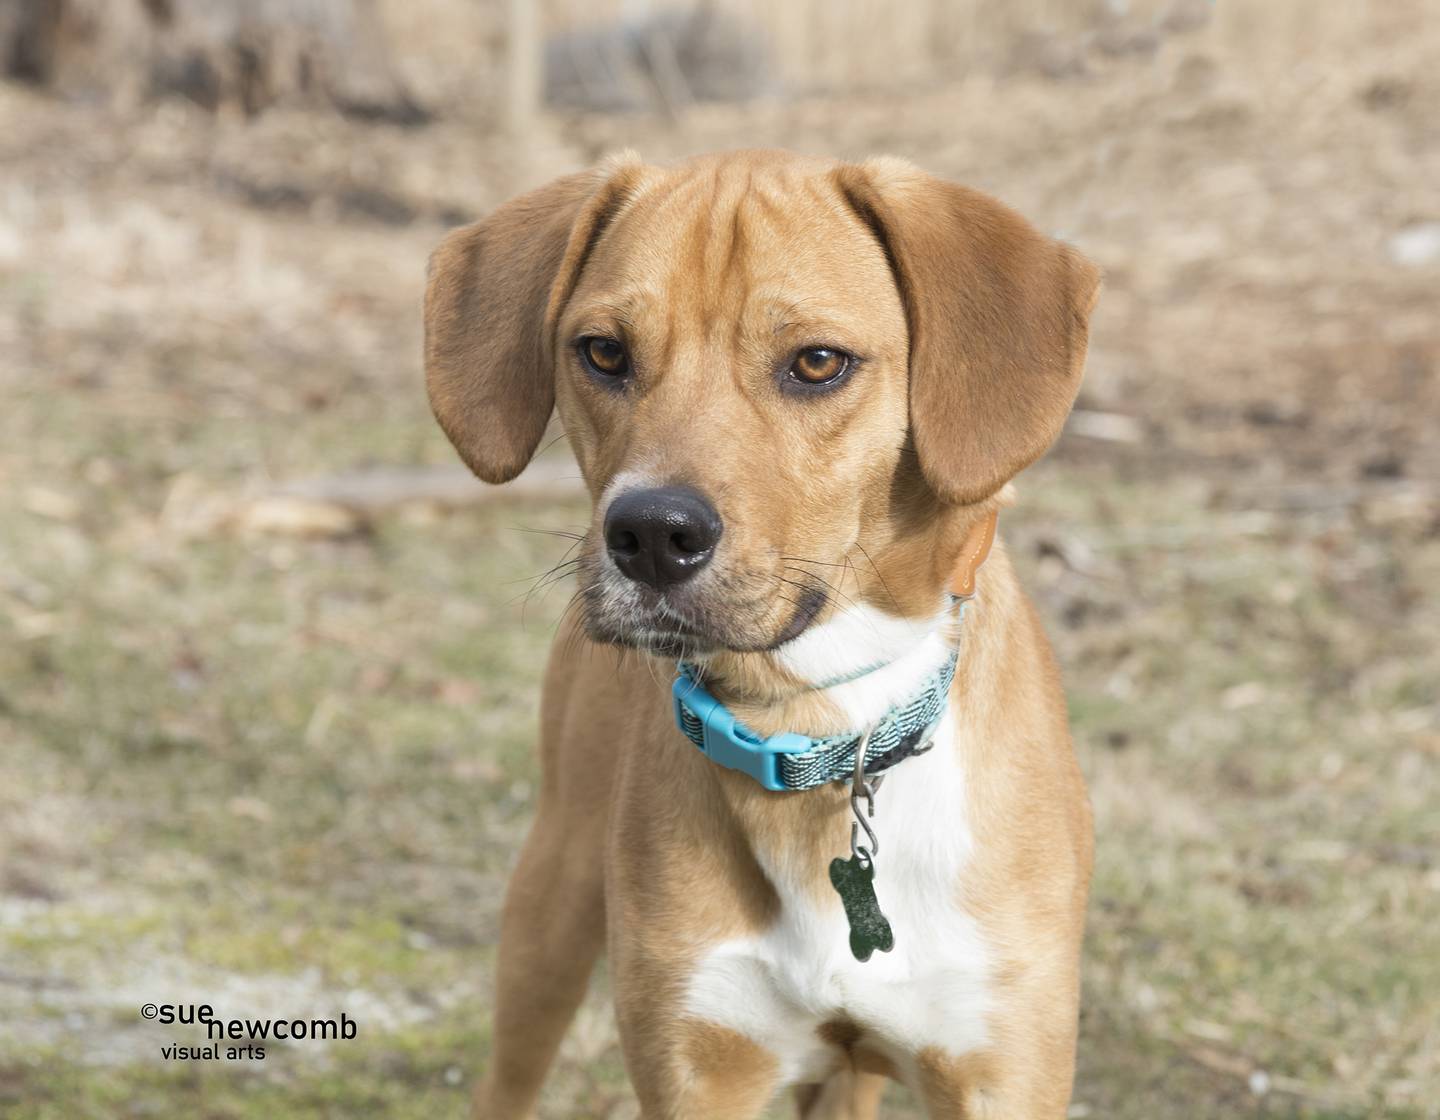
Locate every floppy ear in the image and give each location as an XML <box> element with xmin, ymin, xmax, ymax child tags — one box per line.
<box><xmin>835</xmin><ymin>158</ymin><xmax>1101</xmax><ymax>505</ymax></box>
<box><xmin>424</xmin><ymin>162</ymin><xmax>642</xmax><ymax>483</ymax></box>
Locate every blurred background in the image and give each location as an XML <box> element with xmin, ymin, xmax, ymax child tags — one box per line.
<box><xmin>1</xmin><ymin>1</ymin><xmax>1437</xmax><ymax>1117</ymax></box>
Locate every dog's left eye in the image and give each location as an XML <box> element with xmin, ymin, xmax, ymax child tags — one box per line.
<box><xmin>579</xmin><ymin>337</ymin><xmax>630</xmax><ymax>378</ymax></box>
<box><xmin>789</xmin><ymin>347</ymin><xmax>851</xmax><ymax>385</ymax></box>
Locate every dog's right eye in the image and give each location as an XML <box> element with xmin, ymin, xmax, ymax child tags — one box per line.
<box><xmin>579</xmin><ymin>337</ymin><xmax>630</xmax><ymax>378</ymax></box>
<box><xmin>786</xmin><ymin>346</ymin><xmax>854</xmax><ymax>389</ymax></box>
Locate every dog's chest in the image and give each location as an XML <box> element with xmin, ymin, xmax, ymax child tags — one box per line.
<box><xmin>681</xmin><ymin>716</ymin><xmax>991</xmax><ymax>1084</ymax></box>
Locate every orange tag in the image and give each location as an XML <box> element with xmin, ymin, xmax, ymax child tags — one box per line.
<box><xmin>948</xmin><ymin>511</ymin><xmax>998</xmax><ymax>599</ymax></box>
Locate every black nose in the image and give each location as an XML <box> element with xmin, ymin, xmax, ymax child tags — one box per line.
<box><xmin>604</xmin><ymin>486</ymin><xmax>723</xmax><ymax>590</ymax></box>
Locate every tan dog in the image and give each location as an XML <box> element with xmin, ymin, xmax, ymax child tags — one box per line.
<box><xmin>425</xmin><ymin>150</ymin><xmax>1100</xmax><ymax>1119</ymax></box>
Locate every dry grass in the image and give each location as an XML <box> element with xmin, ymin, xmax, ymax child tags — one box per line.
<box><xmin>2</xmin><ymin>3</ymin><xmax>1439</xmax><ymax>1117</ymax></box>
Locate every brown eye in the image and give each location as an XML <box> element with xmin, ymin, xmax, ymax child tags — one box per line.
<box><xmin>790</xmin><ymin>347</ymin><xmax>851</xmax><ymax>385</ymax></box>
<box><xmin>580</xmin><ymin>337</ymin><xmax>629</xmax><ymax>377</ymax></box>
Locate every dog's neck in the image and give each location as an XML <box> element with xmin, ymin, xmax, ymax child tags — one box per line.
<box><xmin>692</xmin><ymin>512</ymin><xmax>998</xmax><ymax>741</ymax></box>
<box><xmin>694</xmin><ymin>602</ymin><xmax>956</xmax><ymax>737</ymax></box>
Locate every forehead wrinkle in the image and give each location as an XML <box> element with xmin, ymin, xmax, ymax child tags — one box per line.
<box><xmin>721</xmin><ymin>178</ymin><xmax>751</xmax><ymax>282</ymax></box>
<box><xmin>614</xmin><ymin>171</ymin><xmax>712</xmax><ymax>272</ymax></box>
<box><xmin>771</xmin><ymin>180</ymin><xmax>897</xmax><ymax>312</ymax></box>
<box><xmin>685</xmin><ymin>164</ymin><xmax>750</xmax><ymax>304</ymax></box>
<box><xmin>744</xmin><ymin>215</ymin><xmax>830</xmax><ymax>338</ymax></box>
<box><xmin>578</xmin><ymin>178</ymin><xmax>709</xmax><ymax>384</ymax></box>
<box><xmin>568</xmin><ymin>287</ymin><xmax>660</xmax><ymax>331</ymax></box>
<box><xmin>588</xmin><ymin>299</ymin><xmax>637</xmax><ymax>332</ymax></box>
<box><xmin>761</xmin><ymin>293</ymin><xmax>822</xmax><ymax>333</ymax></box>
<box><xmin>716</xmin><ymin>183</ymin><xmax>845</xmax><ymax>356</ymax></box>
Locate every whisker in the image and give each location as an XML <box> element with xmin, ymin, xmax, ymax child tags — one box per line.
<box><xmin>853</xmin><ymin>541</ymin><xmax>900</xmax><ymax>612</ymax></box>
<box><xmin>779</xmin><ymin>555</ymin><xmax>850</xmax><ymax>569</ymax></box>
<box><xmin>780</xmin><ymin>564</ymin><xmax>862</xmax><ymax>614</ymax></box>
<box><xmin>510</xmin><ymin>525</ymin><xmax>586</xmax><ymax>540</ymax></box>
<box><xmin>780</xmin><ymin>554</ymin><xmax>870</xmax><ymax>610</ymax></box>
<box><xmin>511</xmin><ymin>557</ymin><xmax>586</xmax><ymax>623</ymax></box>
<box><xmin>505</xmin><ymin>557</ymin><xmax>583</xmax><ymax>600</ymax></box>
<box><xmin>504</xmin><ymin>555</ymin><xmax>583</xmax><ymax>589</ymax></box>
<box><xmin>534</xmin><ymin>429</ymin><xmax>572</xmax><ymax>457</ymax></box>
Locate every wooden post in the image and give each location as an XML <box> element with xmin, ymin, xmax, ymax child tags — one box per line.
<box><xmin>505</xmin><ymin>0</ymin><xmax>541</xmax><ymax>136</ymax></box>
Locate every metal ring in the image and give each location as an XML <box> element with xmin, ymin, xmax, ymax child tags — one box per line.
<box><xmin>850</xmin><ymin>815</ymin><xmax>880</xmax><ymax>860</ymax></box>
<box><xmin>851</xmin><ymin>729</ymin><xmax>871</xmax><ymax>795</ymax></box>
<box><xmin>849</xmin><ymin>730</ymin><xmax>881</xmax><ymax>859</ymax></box>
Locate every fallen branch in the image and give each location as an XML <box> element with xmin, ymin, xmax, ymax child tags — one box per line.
<box><xmin>269</xmin><ymin>459</ymin><xmax>585</xmax><ymax>513</ymax></box>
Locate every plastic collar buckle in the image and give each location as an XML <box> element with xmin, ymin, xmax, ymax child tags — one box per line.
<box><xmin>672</xmin><ymin>672</ymin><xmax>813</xmax><ymax>792</ymax></box>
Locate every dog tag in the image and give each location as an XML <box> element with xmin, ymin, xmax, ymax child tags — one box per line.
<box><xmin>829</xmin><ymin>853</ymin><xmax>895</xmax><ymax>962</ymax></box>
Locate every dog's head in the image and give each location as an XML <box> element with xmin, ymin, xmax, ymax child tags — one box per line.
<box><xmin>425</xmin><ymin>151</ymin><xmax>1099</xmax><ymax>659</ymax></box>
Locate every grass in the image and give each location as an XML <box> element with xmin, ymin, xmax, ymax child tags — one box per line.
<box><xmin>3</xmin><ymin>20</ymin><xmax>1440</xmax><ymax>1113</ymax></box>
<box><xmin>4</xmin><ymin>425</ymin><xmax>1436</xmax><ymax>1117</ymax></box>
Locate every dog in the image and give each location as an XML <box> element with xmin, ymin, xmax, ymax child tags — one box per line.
<box><xmin>424</xmin><ymin>149</ymin><xmax>1100</xmax><ymax>1119</ymax></box>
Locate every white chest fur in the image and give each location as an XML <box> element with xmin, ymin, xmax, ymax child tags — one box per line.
<box><xmin>681</xmin><ymin>710</ymin><xmax>992</xmax><ymax>1087</ymax></box>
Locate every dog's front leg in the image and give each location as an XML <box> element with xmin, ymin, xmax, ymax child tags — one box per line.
<box><xmin>795</xmin><ymin>1070</ymin><xmax>888</xmax><ymax>1119</ymax></box>
<box><xmin>614</xmin><ymin>981</ymin><xmax>782</xmax><ymax>1120</ymax></box>
<box><xmin>471</xmin><ymin>801</ymin><xmax>607</xmax><ymax>1120</ymax></box>
<box><xmin>910</xmin><ymin>1016</ymin><xmax>1080</xmax><ymax>1119</ymax></box>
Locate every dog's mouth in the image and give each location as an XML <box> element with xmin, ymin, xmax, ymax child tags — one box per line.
<box><xmin>764</xmin><ymin>584</ymin><xmax>827</xmax><ymax>648</ymax></box>
<box><xmin>607</xmin><ymin>628</ymin><xmax>708</xmax><ymax>659</ymax></box>
<box><xmin>580</xmin><ymin>576</ymin><xmax>827</xmax><ymax>658</ymax></box>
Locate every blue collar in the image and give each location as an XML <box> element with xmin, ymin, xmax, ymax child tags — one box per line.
<box><xmin>671</xmin><ymin>605</ymin><xmax>966</xmax><ymax>792</ymax></box>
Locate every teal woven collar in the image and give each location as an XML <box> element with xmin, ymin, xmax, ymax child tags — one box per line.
<box><xmin>671</xmin><ymin>608</ymin><xmax>965</xmax><ymax>792</ymax></box>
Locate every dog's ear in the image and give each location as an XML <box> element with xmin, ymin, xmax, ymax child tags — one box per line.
<box><xmin>835</xmin><ymin>158</ymin><xmax>1101</xmax><ymax>505</ymax></box>
<box><xmin>424</xmin><ymin>161</ymin><xmax>643</xmax><ymax>483</ymax></box>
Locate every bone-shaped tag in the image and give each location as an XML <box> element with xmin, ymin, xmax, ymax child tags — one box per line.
<box><xmin>829</xmin><ymin>853</ymin><xmax>895</xmax><ymax>962</ymax></box>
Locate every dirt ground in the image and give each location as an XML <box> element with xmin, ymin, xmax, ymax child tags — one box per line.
<box><xmin>2</xmin><ymin>4</ymin><xmax>1438</xmax><ymax>1118</ymax></box>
